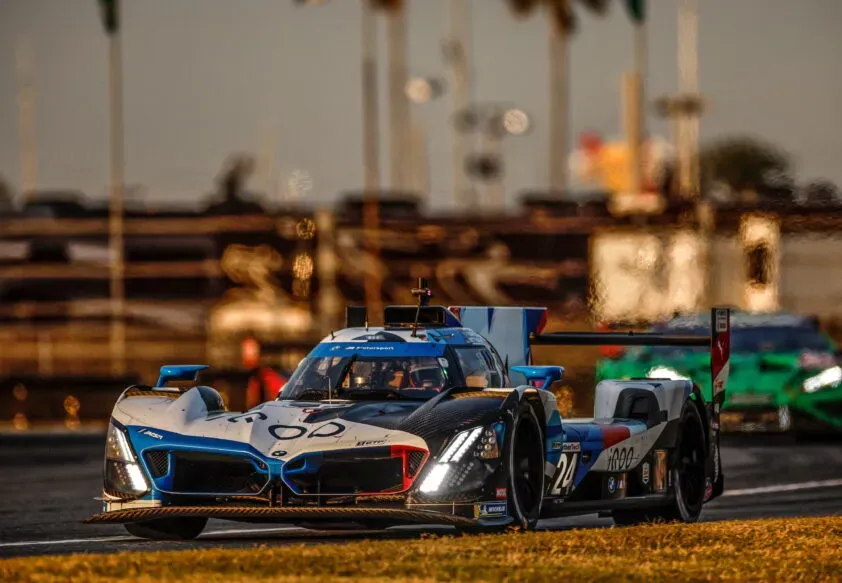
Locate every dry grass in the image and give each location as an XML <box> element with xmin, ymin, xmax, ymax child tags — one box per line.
<box><xmin>3</xmin><ymin>516</ymin><xmax>842</xmax><ymax>582</ymax></box>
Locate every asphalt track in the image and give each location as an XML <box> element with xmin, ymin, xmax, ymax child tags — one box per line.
<box><xmin>1</xmin><ymin>433</ymin><xmax>841</xmax><ymax>558</ymax></box>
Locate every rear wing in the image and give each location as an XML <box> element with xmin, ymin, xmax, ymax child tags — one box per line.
<box><xmin>530</xmin><ymin>307</ymin><xmax>731</xmax><ymax>403</ymax></box>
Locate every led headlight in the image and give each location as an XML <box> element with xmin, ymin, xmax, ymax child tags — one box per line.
<box><xmin>418</xmin><ymin>423</ymin><xmax>504</xmax><ymax>493</ymax></box>
<box><xmin>104</xmin><ymin>422</ymin><xmax>150</xmax><ymax>498</ymax></box>
<box><xmin>803</xmin><ymin>366</ymin><xmax>842</xmax><ymax>394</ymax></box>
<box><xmin>647</xmin><ymin>366</ymin><xmax>690</xmax><ymax>381</ymax></box>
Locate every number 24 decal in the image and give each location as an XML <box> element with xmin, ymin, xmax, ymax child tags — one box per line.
<box><xmin>550</xmin><ymin>452</ymin><xmax>579</xmax><ymax>496</ymax></box>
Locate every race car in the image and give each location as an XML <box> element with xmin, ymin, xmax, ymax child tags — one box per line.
<box><xmin>86</xmin><ymin>283</ymin><xmax>731</xmax><ymax>539</ymax></box>
<box><xmin>596</xmin><ymin>311</ymin><xmax>842</xmax><ymax>436</ymax></box>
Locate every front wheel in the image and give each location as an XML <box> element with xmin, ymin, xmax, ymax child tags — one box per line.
<box><xmin>613</xmin><ymin>402</ymin><xmax>707</xmax><ymax>526</ymax></box>
<box><xmin>124</xmin><ymin>517</ymin><xmax>208</xmax><ymax>540</ymax></box>
<box><xmin>505</xmin><ymin>401</ymin><xmax>545</xmax><ymax>530</ymax></box>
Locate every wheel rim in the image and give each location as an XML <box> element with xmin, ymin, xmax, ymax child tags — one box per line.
<box><xmin>511</xmin><ymin>420</ymin><xmax>543</xmax><ymax>520</ymax></box>
<box><xmin>677</xmin><ymin>419</ymin><xmax>706</xmax><ymax>514</ymax></box>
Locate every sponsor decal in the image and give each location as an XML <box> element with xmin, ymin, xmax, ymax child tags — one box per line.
<box><xmin>227</xmin><ymin>412</ymin><xmax>268</xmax><ymax>424</ymax></box>
<box><xmin>642</xmin><ymin>462</ymin><xmax>650</xmax><ymax>485</ymax></box>
<box><xmin>138</xmin><ymin>428</ymin><xmax>163</xmax><ymax>440</ymax></box>
<box><xmin>475</xmin><ymin>502</ymin><xmax>508</xmax><ymax>518</ymax></box>
<box><xmin>268</xmin><ymin>422</ymin><xmax>346</xmax><ymax>441</ymax></box>
<box><xmin>495</xmin><ymin>487</ymin><xmax>507</xmax><ymax>499</ymax></box>
<box><xmin>606</xmin><ymin>447</ymin><xmax>636</xmax><ymax>472</ymax></box>
<box><xmin>551</xmin><ymin>441</ymin><xmax>562</xmax><ymax>450</ymax></box>
<box><xmin>618</xmin><ymin>476</ymin><xmax>625</xmax><ymax>490</ymax></box>
<box><xmin>716</xmin><ymin>310</ymin><xmax>728</xmax><ymax>333</ymax></box>
<box><xmin>730</xmin><ymin>393</ymin><xmax>773</xmax><ymax>406</ymax></box>
<box><xmin>607</xmin><ymin>476</ymin><xmax>616</xmax><ymax>494</ymax></box>
<box><xmin>550</xmin><ymin>451</ymin><xmax>579</xmax><ymax>496</ymax></box>
<box><xmin>654</xmin><ymin>450</ymin><xmax>668</xmax><ymax>493</ymax></box>
<box><xmin>356</xmin><ymin>439</ymin><xmax>387</xmax><ymax>447</ymax></box>
<box><xmin>561</xmin><ymin>442</ymin><xmax>582</xmax><ymax>453</ymax></box>
<box><xmin>270</xmin><ymin>450</ymin><xmax>287</xmax><ymax>458</ymax></box>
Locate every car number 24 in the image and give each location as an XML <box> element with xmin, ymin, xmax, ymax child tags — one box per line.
<box><xmin>550</xmin><ymin>443</ymin><xmax>580</xmax><ymax>496</ymax></box>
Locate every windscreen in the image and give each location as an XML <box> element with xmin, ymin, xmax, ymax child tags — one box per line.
<box><xmin>277</xmin><ymin>355</ymin><xmax>449</xmax><ymax>401</ymax></box>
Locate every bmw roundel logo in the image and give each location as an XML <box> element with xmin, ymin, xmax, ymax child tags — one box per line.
<box><xmin>607</xmin><ymin>476</ymin><xmax>616</xmax><ymax>494</ymax></box>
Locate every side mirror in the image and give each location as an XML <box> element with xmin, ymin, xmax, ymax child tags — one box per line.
<box><xmin>510</xmin><ymin>365</ymin><xmax>565</xmax><ymax>389</ymax></box>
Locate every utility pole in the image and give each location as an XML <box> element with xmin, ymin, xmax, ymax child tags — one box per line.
<box><xmin>548</xmin><ymin>16</ymin><xmax>569</xmax><ymax>196</ymax></box>
<box><xmin>629</xmin><ymin>0</ymin><xmax>647</xmax><ymax>199</ymax></box>
<box><xmin>445</xmin><ymin>0</ymin><xmax>473</xmax><ymax>208</ymax></box>
<box><xmin>387</xmin><ymin>3</ymin><xmax>410</xmax><ymax>191</ymax></box>
<box><xmin>99</xmin><ymin>0</ymin><xmax>126</xmax><ymax>375</ymax></box>
<box><xmin>15</xmin><ymin>39</ymin><xmax>38</xmax><ymax>199</ymax></box>
<box><xmin>361</xmin><ymin>0</ymin><xmax>383</xmax><ymax>320</ymax></box>
<box><xmin>677</xmin><ymin>0</ymin><xmax>700</xmax><ymax>198</ymax></box>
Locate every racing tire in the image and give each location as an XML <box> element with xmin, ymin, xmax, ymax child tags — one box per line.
<box><xmin>124</xmin><ymin>517</ymin><xmax>208</xmax><ymax>540</ymax></box>
<box><xmin>505</xmin><ymin>400</ymin><xmax>545</xmax><ymax>531</ymax></box>
<box><xmin>613</xmin><ymin>402</ymin><xmax>706</xmax><ymax>526</ymax></box>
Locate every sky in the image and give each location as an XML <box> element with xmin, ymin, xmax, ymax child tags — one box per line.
<box><xmin>1</xmin><ymin>0</ymin><xmax>841</xmax><ymax>210</ymax></box>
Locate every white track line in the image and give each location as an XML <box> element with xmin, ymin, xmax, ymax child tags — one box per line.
<box><xmin>722</xmin><ymin>478</ymin><xmax>842</xmax><ymax>497</ymax></box>
<box><xmin>0</xmin><ymin>526</ymin><xmax>304</xmax><ymax>549</ymax></box>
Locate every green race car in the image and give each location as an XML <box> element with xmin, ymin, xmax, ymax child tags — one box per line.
<box><xmin>596</xmin><ymin>312</ymin><xmax>842</xmax><ymax>437</ymax></box>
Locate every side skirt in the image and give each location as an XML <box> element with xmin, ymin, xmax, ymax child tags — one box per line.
<box><xmin>540</xmin><ymin>493</ymin><xmax>674</xmax><ymax>519</ymax></box>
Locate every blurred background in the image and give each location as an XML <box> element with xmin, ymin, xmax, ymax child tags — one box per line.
<box><xmin>1</xmin><ymin>0</ymin><xmax>842</xmax><ymax>430</ymax></box>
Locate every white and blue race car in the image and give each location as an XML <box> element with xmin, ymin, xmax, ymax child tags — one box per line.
<box><xmin>87</xmin><ymin>283</ymin><xmax>731</xmax><ymax>539</ymax></box>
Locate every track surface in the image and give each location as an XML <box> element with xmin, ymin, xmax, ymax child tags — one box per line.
<box><xmin>2</xmin><ymin>434</ymin><xmax>841</xmax><ymax>558</ymax></box>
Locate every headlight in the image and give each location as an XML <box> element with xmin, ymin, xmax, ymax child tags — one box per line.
<box><xmin>647</xmin><ymin>366</ymin><xmax>690</xmax><ymax>381</ymax></box>
<box><xmin>803</xmin><ymin>366</ymin><xmax>842</xmax><ymax>394</ymax></box>
<box><xmin>418</xmin><ymin>423</ymin><xmax>503</xmax><ymax>493</ymax></box>
<box><xmin>106</xmin><ymin>421</ymin><xmax>136</xmax><ymax>462</ymax></box>
<box><xmin>104</xmin><ymin>422</ymin><xmax>150</xmax><ymax>498</ymax></box>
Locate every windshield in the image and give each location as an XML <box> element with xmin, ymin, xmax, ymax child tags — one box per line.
<box><xmin>278</xmin><ymin>355</ymin><xmax>448</xmax><ymax>401</ymax></box>
<box><xmin>645</xmin><ymin>325</ymin><xmax>831</xmax><ymax>357</ymax></box>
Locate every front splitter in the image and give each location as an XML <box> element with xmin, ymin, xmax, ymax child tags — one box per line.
<box><xmin>84</xmin><ymin>505</ymin><xmax>478</xmax><ymax>527</ymax></box>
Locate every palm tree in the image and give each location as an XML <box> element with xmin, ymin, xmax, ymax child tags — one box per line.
<box><xmin>505</xmin><ymin>0</ymin><xmax>610</xmax><ymax>197</ymax></box>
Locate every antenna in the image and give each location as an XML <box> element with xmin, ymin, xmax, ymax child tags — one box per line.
<box><xmin>410</xmin><ymin>277</ymin><xmax>432</xmax><ymax>337</ymax></box>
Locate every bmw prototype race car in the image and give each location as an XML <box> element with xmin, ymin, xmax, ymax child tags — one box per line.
<box><xmin>87</xmin><ymin>284</ymin><xmax>732</xmax><ymax>539</ymax></box>
<box><xmin>596</xmin><ymin>311</ymin><xmax>842</xmax><ymax>436</ymax></box>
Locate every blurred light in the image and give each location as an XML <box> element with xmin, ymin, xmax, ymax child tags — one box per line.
<box><xmin>292</xmin><ymin>252</ymin><xmax>315</xmax><ymax>281</ymax></box>
<box><xmin>405</xmin><ymin>77</ymin><xmax>433</xmax><ymax>104</ymax></box>
<box><xmin>64</xmin><ymin>395</ymin><xmax>80</xmax><ymax>430</ymax></box>
<box><xmin>296</xmin><ymin>218</ymin><xmax>316</xmax><ymax>239</ymax></box>
<box><xmin>242</xmin><ymin>337</ymin><xmax>261</xmax><ymax>369</ymax></box>
<box><xmin>287</xmin><ymin>170</ymin><xmax>313</xmax><ymax>201</ymax></box>
<box><xmin>12</xmin><ymin>413</ymin><xmax>28</xmax><ymax>431</ymax></box>
<box><xmin>12</xmin><ymin>383</ymin><xmax>27</xmax><ymax>402</ymax></box>
<box><xmin>502</xmin><ymin>108</ymin><xmax>530</xmax><ymax>135</ymax></box>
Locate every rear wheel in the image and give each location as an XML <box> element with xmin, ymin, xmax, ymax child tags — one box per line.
<box><xmin>506</xmin><ymin>401</ymin><xmax>545</xmax><ymax>531</ymax></box>
<box><xmin>613</xmin><ymin>403</ymin><xmax>706</xmax><ymax>526</ymax></box>
<box><xmin>124</xmin><ymin>517</ymin><xmax>208</xmax><ymax>540</ymax></box>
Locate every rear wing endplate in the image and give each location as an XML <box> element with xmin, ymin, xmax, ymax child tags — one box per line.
<box><xmin>530</xmin><ymin>307</ymin><xmax>731</xmax><ymax>401</ymax></box>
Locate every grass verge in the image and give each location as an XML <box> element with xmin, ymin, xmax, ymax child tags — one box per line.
<box><xmin>3</xmin><ymin>516</ymin><xmax>842</xmax><ymax>582</ymax></box>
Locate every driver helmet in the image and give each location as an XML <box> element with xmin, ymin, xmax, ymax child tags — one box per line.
<box><xmin>408</xmin><ymin>364</ymin><xmax>445</xmax><ymax>391</ymax></box>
